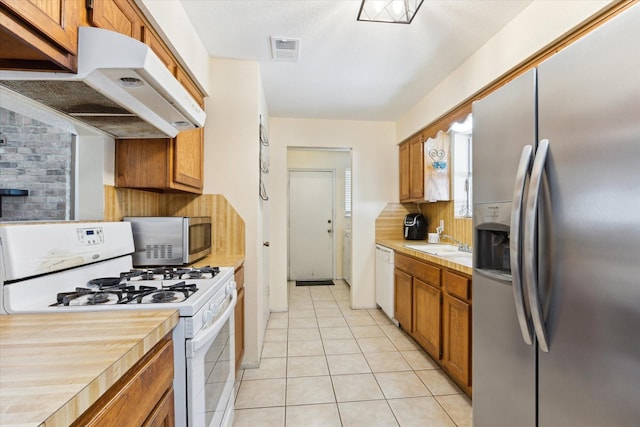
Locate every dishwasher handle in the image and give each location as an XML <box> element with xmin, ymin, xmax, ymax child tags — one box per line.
<box><xmin>375</xmin><ymin>245</ymin><xmax>395</xmax><ymax>263</ymax></box>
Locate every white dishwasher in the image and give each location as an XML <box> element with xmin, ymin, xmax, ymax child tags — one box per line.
<box><xmin>375</xmin><ymin>244</ymin><xmax>397</xmax><ymax>324</ymax></box>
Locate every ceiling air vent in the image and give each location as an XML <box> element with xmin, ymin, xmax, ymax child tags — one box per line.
<box><xmin>270</xmin><ymin>37</ymin><xmax>300</xmax><ymax>62</ymax></box>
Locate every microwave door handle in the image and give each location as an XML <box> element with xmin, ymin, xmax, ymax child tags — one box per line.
<box><xmin>183</xmin><ymin>219</ymin><xmax>189</xmax><ymax>263</ymax></box>
<box><xmin>186</xmin><ymin>289</ymin><xmax>237</xmax><ymax>357</ymax></box>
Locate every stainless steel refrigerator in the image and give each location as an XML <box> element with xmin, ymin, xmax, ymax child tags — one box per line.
<box><xmin>472</xmin><ymin>4</ymin><xmax>640</xmax><ymax>426</ymax></box>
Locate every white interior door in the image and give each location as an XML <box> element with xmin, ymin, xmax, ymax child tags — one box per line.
<box><xmin>288</xmin><ymin>170</ymin><xmax>334</xmax><ymax>281</ymax></box>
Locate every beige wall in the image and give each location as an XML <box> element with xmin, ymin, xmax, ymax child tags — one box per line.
<box><xmin>270</xmin><ymin>118</ymin><xmax>396</xmax><ymax>311</ymax></box>
<box><xmin>396</xmin><ymin>0</ymin><xmax>611</xmax><ymax>142</ymax></box>
<box><xmin>204</xmin><ymin>58</ymin><xmax>268</xmax><ymax>368</ymax></box>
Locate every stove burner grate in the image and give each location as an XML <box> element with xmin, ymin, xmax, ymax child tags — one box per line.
<box><xmin>51</xmin><ymin>287</ymin><xmax>125</xmax><ymax>306</ymax></box>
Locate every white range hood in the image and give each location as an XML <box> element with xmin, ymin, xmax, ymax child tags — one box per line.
<box><xmin>0</xmin><ymin>27</ymin><xmax>206</xmax><ymax>139</ymax></box>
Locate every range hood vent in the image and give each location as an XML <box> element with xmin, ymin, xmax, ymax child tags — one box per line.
<box><xmin>0</xmin><ymin>27</ymin><xmax>206</xmax><ymax>139</ymax></box>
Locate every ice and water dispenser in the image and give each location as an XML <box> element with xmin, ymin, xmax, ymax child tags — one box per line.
<box><xmin>474</xmin><ymin>202</ymin><xmax>513</xmax><ymax>280</ymax></box>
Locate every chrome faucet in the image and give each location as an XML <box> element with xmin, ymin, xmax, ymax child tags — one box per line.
<box><xmin>440</xmin><ymin>233</ymin><xmax>472</xmax><ymax>253</ymax></box>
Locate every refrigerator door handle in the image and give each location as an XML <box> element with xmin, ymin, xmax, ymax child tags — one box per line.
<box><xmin>510</xmin><ymin>144</ymin><xmax>534</xmax><ymax>346</ymax></box>
<box><xmin>524</xmin><ymin>139</ymin><xmax>550</xmax><ymax>352</ymax></box>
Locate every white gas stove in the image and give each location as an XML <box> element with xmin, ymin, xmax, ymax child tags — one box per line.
<box><xmin>0</xmin><ymin>222</ymin><xmax>236</xmax><ymax>427</ymax></box>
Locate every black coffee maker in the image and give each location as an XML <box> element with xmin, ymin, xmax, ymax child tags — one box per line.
<box><xmin>404</xmin><ymin>213</ymin><xmax>428</xmax><ymax>240</ymax></box>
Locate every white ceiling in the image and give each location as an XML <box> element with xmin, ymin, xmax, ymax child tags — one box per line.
<box><xmin>180</xmin><ymin>0</ymin><xmax>532</xmax><ymax>121</ymax></box>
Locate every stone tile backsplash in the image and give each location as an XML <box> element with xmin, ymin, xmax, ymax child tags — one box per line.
<box><xmin>0</xmin><ymin>107</ymin><xmax>72</xmax><ymax>221</ymax></box>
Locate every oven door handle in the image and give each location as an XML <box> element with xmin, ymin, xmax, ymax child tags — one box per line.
<box><xmin>186</xmin><ymin>289</ymin><xmax>237</xmax><ymax>358</ymax></box>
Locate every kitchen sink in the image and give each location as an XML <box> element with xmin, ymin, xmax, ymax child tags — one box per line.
<box><xmin>403</xmin><ymin>244</ymin><xmax>462</xmax><ymax>255</ymax></box>
<box><xmin>403</xmin><ymin>244</ymin><xmax>473</xmax><ymax>267</ymax></box>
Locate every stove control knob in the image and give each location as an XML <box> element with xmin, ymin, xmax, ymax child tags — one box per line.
<box><xmin>226</xmin><ymin>281</ymin><xmax>236</xmax><ymax>295</ymax></box>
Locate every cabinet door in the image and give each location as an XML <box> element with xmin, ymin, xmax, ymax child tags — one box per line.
<box><xmin>88</xmin><ymin>0</ymin><xmax>142</xmax><ymax>40</ymax></box>
<box><xmin>394</xmin><ymin>268</ymin><xmax>413</xmax><ymax>332</ymax></box>
<box><xmin>408</xmin><ymin>135</ymin><xmax>424</xmax><ymax>200</ymax></box>
<box><xmin>0</xmin><ymin>0</ymin><xmax>78</xmax><ymax>71</ymax></box>
<box><xmin>176</xmin><ymin>67</ymin><xmax>205</xmax><ymax>108</ymax></box>
<box><xmin>116</xmin><ymin>139</ymin><xmax>170</xmax><ymax>189</ymax></box>
<box><xmin>413</xmin><ymin>278</ymin><xmax>441</xmax><ymax>360</ymax></box>
<box><xmin>141</xmin><ymin>26</ymin><xmax>176</xmax><ymax>74</ymax></box>
<box><xmin>443</xmin><ymin>294</ymin><xmax>471</xmax><ymax>387</ymax></box>
<box><xmin>235</xmin><ymin>286</ymin><xmax>245</xmax><ymax>373</ymax></box>
<box><xmin>142</xmin><ymin>388</ymin><xmax>175</xmax><ymax>427</ymax></box>
<box><xmin>172</xmin><ymin>127</ymin><xmax>204</xmax><ymax>191</ymax></box>
<box><xmin>399</xmin><ymin>141</ymin><xmax>410</xmax><ymax>202</ymax></box>
<box><xmin>0</xmin><ymin>0</ymin><xmax>78</xmax><ymax>53</ymax></box>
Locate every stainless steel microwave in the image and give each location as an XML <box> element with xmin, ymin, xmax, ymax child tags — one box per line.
<box><xmin>123</xmin><ymin>216</ymin><xmax>211</xmax><ymax>266</ymax></box>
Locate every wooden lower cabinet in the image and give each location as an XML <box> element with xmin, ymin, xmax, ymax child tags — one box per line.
<box><xmin>71</xmin><ymin>335</ymin><xmax>175</xmax><ymax>426</ymax></box>
<box><xmin>394</xmin><ymin>251</ymin><xmax>472</xmax><ymax>396</ymax></box>
<box><xmin>443</xmin><ymin>294</ymin><xmax>471</xmax><ymax>390</ymax></box>
<box><xmin>413</xmin><ymin>278</ymin><xmax>441</xmax><ymax>360</ymax></box>
<box><xmin>442</xmin><ymin>270</ymin><xmax>472</xmax><ymax>393</ymax></box>
<box><xmin>143</xmin><ymin>388</ymin><xmax>175</xmax><ymax>427</ymax></box>
<box><xmin>394</xmin><ymin>268</ymin><xmax>413</xmax><ymax>332</ymax></box>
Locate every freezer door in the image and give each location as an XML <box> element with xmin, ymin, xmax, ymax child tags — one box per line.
<box><xmin>472</xmin><ymin>68</ymin><xmax>536</xmax><ymax>204</ymax></box>
<box><xmin>536</xmin><ymin>4</ymin><xmax>640</xmax><ymax>426</ymax></box>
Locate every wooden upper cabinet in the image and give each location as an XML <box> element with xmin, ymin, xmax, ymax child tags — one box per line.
<box><xmin>399</xmin><ymin>141</ymin><xmax>410</xmax><ymax>202</ymax></box>
<box><xmin>176</xmin><ymin>67</ymin><xmax>205</xmax><ymax>109</ymax></box>
<box><xmin>399</xmin><ymin>129</ymin><xmax>452</xmax><ymax>203</ymax></box>
<box><xmin>173</xmin><ymin>127</ymin><xmax>204</xmax><ymax>191</ymax></box>
<box><xmin>398</xmin><ymin>133</ymin><xmax>426</xmax><ymax>202</ymax></box>
<box><xmin>408</xmin><ymin>134</ymin><xmax>424</xmax><ymax>200</ymax></box>
<box><xmin>0</xmin><ymin>0</ymin><xmax>79</xmax><ymax>71</ymax></box>
<box><xmin>87</xmin><ymin>0</ymin><xmax>142</xmax><ymax>40</ymax></box>
<box><xmin>116</xmin><ymin>128</ymin><xmax>204</xmax><ymax>194</ymax></box>
<box><xmin>141</xmin><ymin>25</ymin><xmax>176</xmax><ymax>73</ymax></box>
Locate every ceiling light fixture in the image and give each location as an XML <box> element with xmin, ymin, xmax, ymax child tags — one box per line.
<box><xmin>357</xmin><ymin>0</ymin><xmax>424</xmax><ymax>24</ymax></box>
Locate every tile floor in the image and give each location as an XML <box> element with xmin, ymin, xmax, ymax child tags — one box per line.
<box><xmin>233</xmin><ymin>280</ymin><xmax>472</xmax><ymax>427</ymax></box>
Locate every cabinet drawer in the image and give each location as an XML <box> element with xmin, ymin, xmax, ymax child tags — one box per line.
<box><xmin>72</xmin><ymin>336</ymin><xmax>174</xmax><ymax>427</ymax></box>
<box><xmin>444</xmin><ymin>271</ymin><xmax>470</xmax><ymax>301</ymax></box>
<box><xmin>395</xmin><ymin>253</ymin><xmax>440</xmax><ymax>287</ymax></box>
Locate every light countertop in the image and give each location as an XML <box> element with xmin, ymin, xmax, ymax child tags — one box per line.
<box><xmin>191</xmin><ymin>254</ymin><xmax>244</xmax><ymax>270</ymax></box>
<box><xmin>0</xmin><ymin>309</ymin><xmax>178</xmax><ymax>427</ymax></box>
<box><xmin>376</xmin><ymin>239</ymin><xmax>472</xmax><ymax>276</ymax></box>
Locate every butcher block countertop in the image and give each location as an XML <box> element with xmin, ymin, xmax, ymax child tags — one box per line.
<box><xmin>192</xmin><ymin>254</ymin><xmax>245</xmax><ymax>270</ymax></box>
<box><xmin>376</xmin><ymin>239</ymin><xmax>473</xmax><ymax>276</ymax></box>
<box><xmin>0</xmin><ymin>309</ymin><xmax>179</xmax><ymax>427</ymax></box>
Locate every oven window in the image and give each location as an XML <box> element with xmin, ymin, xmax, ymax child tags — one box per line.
<box><xmin>189</xmin><ymin>223</ymin><xmax>212</xmax><ymax>255</ymax></box>
<box><xmin>204</xmin><ymin>320</ymin><xmax>232</xmax><ymax>425</ymax></box>
<box><xmin>188</xmin><ymin>313</ymin><xmax>234</xmax><ymax>427</ymax></box>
